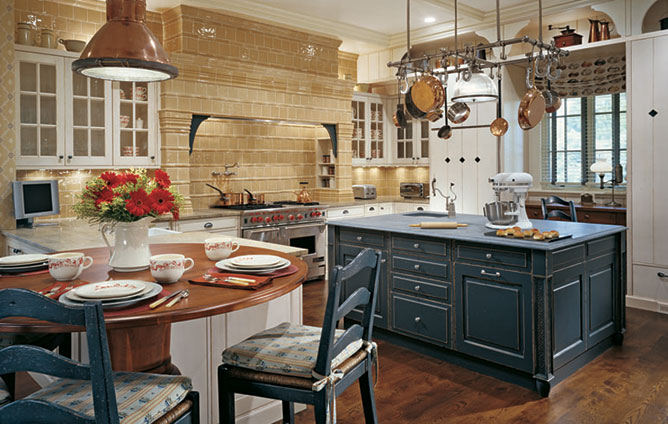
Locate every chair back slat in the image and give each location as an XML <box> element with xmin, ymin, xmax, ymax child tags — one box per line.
<box><xmin>329</xmin><ymin>325</ymin><xmax>364</xmax><ymax>360</ymax></box>
<box><xmin>336</xmin><ymin>287</ymin><xmax>370</xmax><ymax>322</ymax></box>
<box><xmin>0</xmin><ymin>399</ymin><xmax>94</xmax><ymax>423</ymax></box>
<box><xmin>314</xmin><ymin>249</ymin><xmax>380</xmax><ymax>377</ymax></box>
<box><xmin>541</xmin><ymin>196</ymin><xmax>577</xmax><ymax>222</ymax></box>
<box><xmin>0</xmin><ymin>345</ymin><xmax>90</xmax><ymax>379</ymax></box>
<box><xmin>0</xmin><ymin>288</ymin><xmax>119</xmax><ymax>424</ymax></box>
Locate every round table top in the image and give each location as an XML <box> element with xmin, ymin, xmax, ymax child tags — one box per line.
<box><xmin>0</xmin><ymin>243</ymin><xmax>307</xmax><ymax>332</ymax></box>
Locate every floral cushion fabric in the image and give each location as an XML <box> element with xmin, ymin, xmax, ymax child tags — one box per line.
<box><xmin>0</xmin><ymin>378</ymin><xmax>10</xmax><ymax>406</ymax></box>
<box><xmin>223</xmin><ymin>322</ymin><xmax>363</xmax><ymax>378</ymax></box>
<box><xmin>25</xmin><ymin>372</ymin><xmax>191</xmax><ymax>424</ymax></box>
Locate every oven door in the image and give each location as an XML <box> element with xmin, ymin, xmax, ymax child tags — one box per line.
<box><xmin>242</xmin><ymin>227</ymin><xmax>280</xmax><ymax>245</ymax></box>
<box><xmin>278</xmin><ymin>223</ymin><xmax>326</xmax><ymax>281</ymax></box>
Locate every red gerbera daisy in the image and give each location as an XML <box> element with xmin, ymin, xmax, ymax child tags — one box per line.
<box><xmin>120</xmin><ymin>173</ymin><xmax>139</xmax><ymax>186</ymax></box>
<box><xmin>100</xmin><ymin>171</ymin><xmax>121</xmax><ymax>188</ymax></box>
<box><xmin>149</xmin><ymin>188</ymin><xmax>174</xmax><ymax>214</ymax></box>
<box><xmin>125</xmin><ymin>189</ymin><xmax>152</xmax><ymax>216</ymax></box>
<box><xmin>155</xmin><ymin>169</ymin><xmax>171</xmax><ymax>188</ymax></box>
<box><xmin>94</xmin><ymin>188</ymin><xmax>115</xmax><ymax>208</ymax></box>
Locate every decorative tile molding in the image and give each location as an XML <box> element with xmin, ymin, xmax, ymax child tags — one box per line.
<box><xmin>0</xmin><ymin>1</ymin><xmax>17</xmax><ymax>230</ymax></box>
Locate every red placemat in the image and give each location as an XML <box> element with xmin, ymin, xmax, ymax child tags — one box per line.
<box><xmin>1</xmin><ymin>269</ymin><xmax>50</xmax><ymax>278</ymax></box>
<box><xmin>104</xmin><ymin>289</ymin><xmax>171</xmax><ymax>317</ymax></box>
<box><xmin>36</xmin><ymin>281</ymin><xmax>88</xmax><ymax>299</ymax></box>
<box><xmin>189</xmin><ymin>264</ymin><xmax>299</xmax><ymax>290</ymax></box>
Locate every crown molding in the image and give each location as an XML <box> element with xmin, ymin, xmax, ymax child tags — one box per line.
<box><xmin>419</xmin><ymin>0</ymin><xmax>486</xmax><ymax>21</ymax></box>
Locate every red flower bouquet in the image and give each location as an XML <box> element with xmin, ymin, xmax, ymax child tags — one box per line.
<box><xmin>74</xmin><ymin>169</ymin><xmax>184</xmax><ymax>224</ymax></box>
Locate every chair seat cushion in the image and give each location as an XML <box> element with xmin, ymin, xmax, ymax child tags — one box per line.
<box><xmin>0</xmin><ymin>378</ymin><xmax>10</xmax><ymax>406</ymax></box>
<box><xmin>223</xmin><ymin>322</ymin><xmax>363</xmax><ymax>378</ymax></box>
<box><xmin>25</xmin><ymin>371</ymin><xmax>191</xmax><ymax>424</ymax></box>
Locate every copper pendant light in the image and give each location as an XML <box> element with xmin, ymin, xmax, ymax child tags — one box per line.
<box><xmin>72</xmin><ymin>0</ymin><xmax>178</xmax><ymax>82</ymax></box>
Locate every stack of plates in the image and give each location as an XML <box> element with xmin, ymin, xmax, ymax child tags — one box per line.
<box><xmin>216</xmin><ymin>255</ymin><xmax>291</xmax><ymax>275</ymax></box>
<box><xmin>0</xmin><ymin>254</ymin><xmax>49</xmax><ymax>274</ymax></box>
<box><xmin>59</xmin><ymin>280</ymin><xmax>162</xmax><ymax>310</ymax></box>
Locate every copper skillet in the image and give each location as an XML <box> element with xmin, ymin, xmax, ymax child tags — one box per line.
<box><xmin>405</xmin><ymin>85</ymin><xmax>427</xmax><ymax>119</ymax></box>
<box><xmin>518</xmin><ymin>61</ymin><xmax>546</xmax><ymax>130</ymax></box>
<box><xmin>411</xmin><ymin>75</ymin><xmax>444</xmax><ymax>113</ymax></box>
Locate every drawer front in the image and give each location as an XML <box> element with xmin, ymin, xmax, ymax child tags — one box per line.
<box><xmin>392</xmin><ymin>274</ymin><xmax>451</xmax><ymax>302</ymax></box>
<box><xmin>327</xmin><ymin>206</ymin><xmax>364</xmax><ymax>219</ymax></box>
<box><xmin>392</xmin><ymin>236</ymin><xmax>448</xmax><ymax>257</ymax></box>
<box><xmin>577</xmin><ymin>211</ymin><xmax>618</xmax><ymax>225</ymax></box>
<box><xmin>456</xmin><ymin>243</ymin><xmax>529</xmax><ymax>271</ymax></box>
<box><xmin>176</xmin><ymin>216</ymin><xmax>238</xmax><ymax>232</ymax></box>
<box><xmin>364</xmin><ymin>204</ymin><xmax>380</xmax><ymax>216</ymax></box>
<box><xmin>392</xmin><ymin>255</ymin><xmax>449</xmax><ymax>280</ymax></box>
<box><xmin>340</xmin><ymin>229</ymin><xmax>385</xmax><ymax>248</ymax></box>
<box><xmin>378</xmin><ymin>203</ymin><xmax>393</xmax><ymax>215</ymax></box>
<box><xmin>392</xmin><ymin>294</ymin><xmax>450</xmax><ymax>345</ymax></box>
<box><xmin>633</xmin><ymin>264</ymin><xmax>668</xmax><ymax>303</ymax></box>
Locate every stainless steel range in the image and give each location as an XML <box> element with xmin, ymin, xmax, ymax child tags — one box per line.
<box><xmin>240</xmin><ymin>202</ymin><xmax>328</xmax><ymax>281</ymax></box>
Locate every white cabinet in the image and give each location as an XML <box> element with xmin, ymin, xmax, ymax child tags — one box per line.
<box><xmin>352</xmin><ymin>93</ymin><xmax>388</xmax><ymax>165</ymax></box>
<box><xmin>15</xmin><ymin>45</ymin><xmax>159</xmax><ymax>169</ymax></box>
<box><xmin>326</xmin><ymin>205</ymin><xmax>365</xmax><ymax>220</ymax></box>
<box><xmin>392</xmin><ymin>202</ymin><xmax>429</xmax><ymax>213</ymax></box>
<box><xmin>174</xmin><ymin>216</ymin><xmax>239</xmax><ymax>236</ymax></box>
<box><xmin>378</xmin><ymin>202</ymin><xmax>393</xmax><ymax>215</ymax></box>
<box><xmin>628</xmin><ymin>33</ymin><xmax>668</xmax><ymax>313</ymax></box>
<box><xmin>363</xmin><ymin>203</ymin><xmax>380</xmax><ymax>216</ymax></box>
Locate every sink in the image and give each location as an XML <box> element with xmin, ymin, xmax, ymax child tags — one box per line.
<box><xmin>402</xmin><ymin>212</ymin><xmax>449</xmax><ymax>218</ymax></box>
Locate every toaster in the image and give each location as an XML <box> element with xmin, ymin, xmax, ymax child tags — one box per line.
<box><xmin>400</xmin><ymin>182</ymin><xmax>430</xmax><ymax>199</ymax></box>
<box><xmin>352</xmin><ymin>184</ymin><xmax>377</xmax><ymax>199</ymax></box>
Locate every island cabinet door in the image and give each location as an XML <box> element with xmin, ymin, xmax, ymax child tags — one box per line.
<box><xmin>338</xmin><ymin>244</ymin><xmax>388</xmax><ymax>329</ymax></box>
<box><xmin>455</xmin><ymin>263</ymin><xmax>533</xmax><ymax>372</ymax></box>
<box><xmin>585</xmin><ymin>253</ymin><xmax>617</xmax><ymax>347</ymax></box>
<box><xmin>551</xmin><ymin>264</ymin><xmax>587</xmax><ymax>370</ymax></box>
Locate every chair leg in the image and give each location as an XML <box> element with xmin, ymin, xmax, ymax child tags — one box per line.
<box><xmin>282</xmin><ymin>400</ymin><xmax>294</xmax><ymax>424</ymax></box>
<box><xmin>218</xmin><ymin>370</ymin><xmax>235</xmax><ymax>424</ymax></box>
<box><xmin>313</xmin><ymin>392</ymin><xmax>329</xmax><ymax>424</ymax></box>
<box><xmin>359</xmin><ymin>369</ymin><xmax>378</xmax><ymax>424</ymax></box>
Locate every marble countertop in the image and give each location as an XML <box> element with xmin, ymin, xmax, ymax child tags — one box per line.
<box><xmin>326</xmin><ymin>197</ymin><xmax>430</xmax><ymax>207</ymax></box>
<box><xmin>2</xmin><ymin>222</ymin><xmax>307</xmax><ymax>257</ymax></box>
<box><xmin>152</xmin><ymin>208</ymin><xmax>241</xmax><ymax>222</ymax></box>
<box><xmin>327</xmin><ymin>212</ymin><xmax>626</xmax><ymax>251</ymax></box>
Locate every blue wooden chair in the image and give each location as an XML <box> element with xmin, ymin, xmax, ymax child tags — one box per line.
<box><xmin>0</xmin><ymin>288</ymin><xmax>199</xmax><ymax>424</ymax></box>
<box><xmin>541</xmin><ymin>195</ymin><xmax>578</xmax><ymax>222</ymax></box>
<box><xmin>218</xmin><ymin>248</ymin><xmax>381</xmax><ymax>424</ymax></box>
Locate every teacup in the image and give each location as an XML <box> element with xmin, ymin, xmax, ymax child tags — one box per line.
<box><xmin>135</xmin><ymin>86</ymin><xmax>147</xmax><ymax>101</ymax></box>
<box><xmin>150</xmin><ymin>254</ymin><xmax>194</xmax><ymax>283</ymax></box>
<box><xmin>120</xmin><ymin>115</ymin><xmax>130</xmax><ymax>128</ymax></box>
<box><xmin>48</xmin><ymin>252</ymin><xmax>93</xmax><ymax>281</ymax></box>
<box><xmin>204</xmin><ymin>237</ymin><xmax>240</xmax><ymax>261</ymax></box>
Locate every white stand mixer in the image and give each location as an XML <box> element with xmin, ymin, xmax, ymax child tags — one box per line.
<box><xmin>485</xmin><ymin>172</ymin><xmax>533</xmax><ymax>230</ymax></box>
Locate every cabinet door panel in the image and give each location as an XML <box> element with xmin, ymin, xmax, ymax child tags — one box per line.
<box><xmin>392</xmin><ymin>294</ymin><xmax>450</xmax><ymax>346</ymax></box>
<box><xmin>552</xmin><ymin>265</ymin><xmax>586</xmax><ymax>370</ymax></box>
<box><xmin>338</xmin><ymin>244</ymin><xmax>387</xmax><ymax>329</ymax></box>
<box><xmin>455</xmin><ymin>264</ymin><xmax>532</xmax><ymax>372</ymax></box>
<box><xmin>653</xmin><ymin>35</ymin><xmax>668</xmax><ymax>264</ymax></box>
<box><xmin>587</xmin><ymin>254</ymin><xmax>616</xmax><ymax>346</ymax></box>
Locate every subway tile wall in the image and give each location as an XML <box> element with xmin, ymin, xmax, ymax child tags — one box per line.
<box><xmin>353</xmin><ymin>166</ymin><xmax>430</xmax><ymax>197</ymax></box>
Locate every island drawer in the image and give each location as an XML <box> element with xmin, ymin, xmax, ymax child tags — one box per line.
<box><xmin>392</xmin><ymin>255</ymin><xmax>449</xmax><ymax>280</ymax></box>
<box><xmin>455</xmin><ymin>243</ymin><xmax>529</xmax><ymax>271</ymax></box>
<box><xmin>392</xmin><ymin>236</ymin><xmax>449</xmax><ymax>257</ymax></box>
<box><xmin>392</xmin><ymin>294</ymin><xmax>450</xmax><ymax>346</ymax></box>
<box><xmin>392</xmin><ymin>274</ymin><xmax>451</xmax><ymax>303</ymax></box>
<box><xmin>339</xmin><ymin>229</ymin><xmax>385</xmax><ymax>248</ymax></box>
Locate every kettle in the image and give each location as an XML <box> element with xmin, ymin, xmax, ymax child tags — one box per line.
<box><xmin>294</xmin><ymin>182</ymin><xmax>312</xmax><ymax>204</ymax></box>
<box><xmin>588</xmin><ymin>19</ymin><xmax>601</xmax><ymax>43</ymax></box>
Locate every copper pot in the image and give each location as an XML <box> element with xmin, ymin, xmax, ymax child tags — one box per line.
<box><xmin>405</xmin><ymin>86</ymin><xmax>427</xmax><ymax>119</ymax></box>
<box><xmin>490</xmin><ymin>118</ymin><xmax>509</xmax><ymax>136</ymax></box>
<box><xmin>426</xmin><ymin>109</ymin><xmax>444</xmax><ymax>123</ymax></box>
<box><xmin>207</xmin><ymin>184</ymin><xmax>243</xmax><ymax>207</ymax></box>
<box><xmin>393</xmin><ymin>103</ymin><xmax>408</xmax><ymax>128</ymax></box>
<box><xmin>447</xmin><ymin>102</ymin><xmax>470</xmax><ymax>124</ymax></box>
<box><xmin>244</xmin><ymin>189</ymin><xmax>265</xmax><ymax>205</ymax></box>
<box><xmin>410</xmin><ymin>75</ymin><xmax>443</xmax><ymax>113</ymax></box>
<box><xmin>518</xmin><ymin>63</ymin><xmax>545</xmax><ymax>130</ymax></box>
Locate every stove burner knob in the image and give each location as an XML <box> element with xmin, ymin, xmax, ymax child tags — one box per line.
<box><xmin>315</xmin><ymin>211</ymin><xmax>322</xmax><ymax>217</ymax></box>
<box><xmin>288</xmin><ymin>215</ymin><xmax>295</xmax><ymax>221</ymax></box>
<box><xmin>272</xmin><ymin>215</ymin><xmax>279</xmax><ymax>221</ymax></box>
<box><xmin>296</xmin><ymin>214</ymin><xmax>303</xmax><ymax>220</ymax></box>
<box><xmin>265</xmin><ymin>217</ymin><xmax>272</xmax><ymax>223</ymax></box>
<box><xmin>279</xmin><ymin>215</ymin><xmax>285</xmax><ymax>221</ymax></box>
<box><xmin>250</xmin><ymin>217</ymin><xmax>258</xmax><ymax>223</ymax></box>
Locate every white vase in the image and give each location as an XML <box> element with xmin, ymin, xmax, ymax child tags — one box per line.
<box><xmin>101</xmin><ymin>218</ymin><xmax>152</xmax><ymax>272</ymax></box>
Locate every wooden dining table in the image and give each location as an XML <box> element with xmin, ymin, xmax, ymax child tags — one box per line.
<box><xmin>0</xmin><ymin>243</ymin><xmax>307</xmax><ymax>374</ymax></box>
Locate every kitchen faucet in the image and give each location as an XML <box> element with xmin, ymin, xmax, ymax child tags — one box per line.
<box><xmin>432</xmin><ymin>178</ymin><xmax>457</xmax><ymax>217</ymax></box>
<box><xmin>211</xmin><ymin>162</ymin><xmax>239</xmax><ymax>177</ymax></box>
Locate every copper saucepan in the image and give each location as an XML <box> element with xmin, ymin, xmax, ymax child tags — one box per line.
<box><xmin>206</xmin><ymin>184</ymin><xmax>243</xmax><ymax>207</ymax></box>
<box><xmin>518</xmin><ymin>62</ymin><xmax>545</xmax><ymax>130</ymax></box>
<box><xmin>405</xmin><ymin>86</ymin><xmax>427</xmax><ymax>119</ymax></box>
<box><xmin>447</xmin><ymin>102</ymin><xmax>470</xmax><ymax>124</ymax></box>
<box><xmin>244</xmin><ymin>189</ymin><xmax>265</xmax><ymax>205</ymax></box>
<box><xmin>410</xmin><ymin>75</ymin><xmax>443</xmax><ymax>113</ymax></box>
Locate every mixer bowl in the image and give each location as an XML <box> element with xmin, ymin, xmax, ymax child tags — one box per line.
<box><xmin>483</xmin><ymin>201</ymin><xmax>518</xmax><ymax>225</ymax></box>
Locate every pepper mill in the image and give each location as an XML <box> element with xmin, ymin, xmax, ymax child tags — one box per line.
<box><xmin>588</xmin><ymin>19</ymin><xmax>601</xmax><ymax>43</ymax></box>
<box><xmin>600</xmin><ymin>21</ymin><xmax>611</xmax><ymax>41</ymax></box>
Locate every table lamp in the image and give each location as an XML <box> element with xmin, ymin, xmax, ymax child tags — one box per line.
<box><xmin>591</xmin><ymin>160</ymin><xmax>622</xmax><ymax>206</ymax></box>
<box><xmin>591</xmin><ymin>160</ymin><xmax>612</xmax><ymax>189</ymax></box>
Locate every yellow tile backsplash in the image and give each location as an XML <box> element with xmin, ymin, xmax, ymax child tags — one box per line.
<box><xmin>353</xmin><ymin>166</ymin><xmax>430</xmax><ymax>197</ymax></box>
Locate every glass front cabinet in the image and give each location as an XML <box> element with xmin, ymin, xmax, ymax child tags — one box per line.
<box><xmin>352</xmin><ymin>93</ymin><xmax>387</xmax><ymax>165</ymax></box>
<box><xmin>15</xmin><ymin>46</ymin><xmax>159</xmax><ymax>169</ymax></box>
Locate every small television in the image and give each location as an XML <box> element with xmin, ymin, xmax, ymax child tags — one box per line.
<box><xmin>12</xmin><ymin>180</ymin><xmax>60</xmax><ymax>227</ymax></box>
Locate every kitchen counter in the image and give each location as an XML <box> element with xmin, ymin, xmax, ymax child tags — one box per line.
<box><xmin>327</xmin><ymin>212</ymin><xmax>626</xmax><ymax>251</ymax></box>
<box><xmin>326</xmin><ymin>197</ymin><xmax>430</xmax><ymax>207</ymax></box>
<box><xmin>328</xmin><ymin>211</ymin><xmax>626</xmax><ymax>397</ymax></box>
<box><xmin>1</xmin><ymin>221</ymin><xmax>306</xmax><ymax>257</ymax></box>
<box><xmin>153</xmin><ymin>208</ymin><xmax>242</xmax><ymax>222</ymax></box>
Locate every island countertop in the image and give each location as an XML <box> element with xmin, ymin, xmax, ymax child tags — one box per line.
<box><xmin>327</xmin><ymin>212</ymin><xmax>626</xmax><ymax>251</ymax></box>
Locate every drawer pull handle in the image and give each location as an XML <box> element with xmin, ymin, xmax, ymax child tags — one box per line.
<box><xmin>481</xmin><ymin>270</ymin><xmax>501</xmax><ymax>277</ymax></box>
<box><xmin>414</xmin><ymin>285</ymin><xmax>421</xmax><ymax>291</ymax></box>
<box><xmin>414</xmin><ymin>264</ymin><xmax>420</xmax><ymax>270</ymax></box>
<box><xmin>659</xmin><ymin>272</ymin><xmax>668</xmax><ymax>279</ymax></box>
<box><xmin>204</xmin><ymin>222</ymin><xmax>213</xmax><ymax>229</ymax></box>
<box><xmin>369</xmin><ymin>207</ymin><xmax>375</xmax><ymax>211</ymax></box>
<box><xmin>485</xmin><ymin>253</ymin><xmax>493</xmax><ymax>259</ymax></box>
<box><xmin>413</xmin><ymin>243</ymin><xmax>420</xmax><ymax>249</ymax></box>
<box><xmin>414</xmin><ymin>317</ymin><xmax>421</xmax><ymax>323</ymax></box>
<box><xmin>356</xmin><ymin>236</ymin><xmax>363</xmax><ymax>241</ymax></box>
<box><xmin>417</xmin><ymin>207</ymin><xmax>424</xmax><ymax>211</ymax></box>
<box><xmin>343</xmin><ymin>210</ymin><xmax>349</xmax><ymax>214</ymax></box>
<box><xmin>584</xmin><ymin>214</ymin><xmax>591</xmax><ymax>219</ymax></box>
<box><xmin>380</xmin><ymin>258</ymin><xmax>387</xmax><ymax>264</ymax></box>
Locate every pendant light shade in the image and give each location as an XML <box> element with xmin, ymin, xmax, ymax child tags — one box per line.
<box><xmin>451</xmin><ymin>71</ymin><xmax>498</xmax><ymax>103</ymax></box>
<box><xmin>72</xmin><ymin>0</ymin><xmax>178</xmax><ymax>82</ymax></box>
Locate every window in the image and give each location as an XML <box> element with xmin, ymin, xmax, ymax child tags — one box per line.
<box><xmin>396</xmin><ymin>119</ymin><xmax>429</xmax><ymax>161</ymax></box>
<box><xmin>543</xmin><ymin>93</ymin><xmax>626</xmax><ymax>185</ymax></box>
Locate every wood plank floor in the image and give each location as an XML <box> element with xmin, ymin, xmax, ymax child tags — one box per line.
<box><xmin>290</xmin><ymin>279</ymin><xmax>668</xmax><ymax>424</ymax></box>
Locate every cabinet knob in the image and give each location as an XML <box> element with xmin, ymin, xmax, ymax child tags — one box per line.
<box><xmin>413</xmin><ymin>243</ymin><xmax>420</xmax><ymax>249</ymax></box>
<box><xmin>67</xmin><ymin>155</ymin><xmax>72</xmax><ymax>160</ymax></box>
<box><xmin>414</xmin><ymin>317</ymin><xmax>421</xmax><ymax>323</ymax></box>
<box><xmin>414</xmin><ymin>264</ymin><xmax>420</xmax><ymax>270</ymax></box>
<box><xmin>658</xmin><ymin>272</ymin><xmax>667</xmax><ymax>279</ymax></box>
<box><xmin>150</xmin><ymin>155</ymin><xmax>155</xmax><ymax>160</ymax></box>
<box><xmin>203</xmin><ymin>222</ymin><xmax>213</xmax><ymax>229</ymax></box>
<box><xmin>486</xmin><ymin>253</ymin><xmax>493</xmax><ymax>259</ymax></box>
<box><xmin>58</xmin><ymin>155</ymin><xmax>64</xmax><ymax>160</ymax></box>
<box><xmin>369</xmin><ymin>207</ymin><xmax>375</xmax><ymax>211</ymax></box>
<box><xmin>584</xmin><ymin>214</ymin><xmax>591</xmax><ymax>219</ymax></box>
<box><xmin>414</xmin><ymin>285</ymin><xmax>421</xmax><ymax>291</ymax></box>
<box><xmin>343</xmin><ymin>210</ymin><xmax>349</xmax><ymax>214</ymax></box>
<box><xmin>480</xmin><ymin>269</ymin><xmax>501</xmax><ymax>278</ymax></box>
<box><xmin>417</xmin><ymin>207</ymin><xmax>424</xmax><ymax>211</ymax></box>
<box><xmin>356</xmin><ymin>236</ymin><xmax>362</xmax><ymax>241</ymax></box>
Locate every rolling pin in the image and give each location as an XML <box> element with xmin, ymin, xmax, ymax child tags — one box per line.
<box><xmin>409</xmin><ymin>222</ymin><xmax>468</xmax><ymax>229</ymax></box>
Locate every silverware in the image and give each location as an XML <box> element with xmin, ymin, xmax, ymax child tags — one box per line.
<box><xmin>166</xmin><ymin>289</ymin><xmax>189</xmax><ymax>308</ymax></box>
<box><xmin>150</xmin><ymin>289</ymin><xmax>183</xmax><ymax>309</ymax></box>
<box><xmin>41</xmin><ymin>284</ymin><xmax>64</xmax><ymax>298</ymax></box>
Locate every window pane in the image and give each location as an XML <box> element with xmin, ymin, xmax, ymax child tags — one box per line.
<box><xmin>619</xmin><ymin>150</ymin><xmax>627</xmax><ymax>181</ymax></box>
<box><xmin>566</xmin><ymin>98</ymin><xmax>581</xmax><ymax>115</ymax></box>
<box><xmin>566</xmin><ymin>152</ymin><xmax>582</xmax><ymax>183</ymax></box>
<box><xmin>557</xmin><ymin>152</ymin><xmax>566</xmax><ymax>182</ymax></box>
<box><xmin>620</xmin><ymin>112</ymin><xmax>627</xmax><ymax>149</ymax></box>
<box><xmin>566</xmin><ymin>117</ymin><xmax>581</xmax><ymax>150</ymax></box>
<box><xmin>421</xmin><ymin>139</ymin><xmax>429</xmax><ymax>158</ymax></box>
<box><xmin>595</xmin><ymin>95</ymin><xmax>612</xmax><ymax>112</ymax></box>
<box><xmin>406</xmin><ymin>141</ymin><xmax>413</xmax><ymax>158</ymax></box>
<box><xmin>556</xmin><ymin>117</ymin><xmax>565</xmax><ymax>150</ymax></box>
<box><xmin>619</xmin><ymin>93</ymin><xmax>626</xmax><ymax>112</ymax></box>
<box><xmin>595</xmin><ymin>114</ymin><xmax>612</xmax><ymax>149</ymax></box>
<box><xmin>406</xmin><ymin>122</ymin><xmax>413</xmax><ymax>139</ymax></box>
<box><xmin>397</xmin><ymin>141</ymin><xmax>404</xmax><ymax>158</ymax></box>
<box><xmin>421</xmin><ymin>120</ymin><xmax>428</xmax><ymax>135</ymax></box>
<box><xmin>20</xmin><ymin>62</ymin><xmax>36</xmax><ymax>92</ymax></box>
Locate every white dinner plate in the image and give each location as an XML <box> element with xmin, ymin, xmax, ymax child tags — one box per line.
<box><xmin>0</xmin><ymin>263</ymin><xmax>48</xmax><ymax>274</ymax></box>
<box><xmin>216</xmin><ymin>258</ymin><xmax>289</xmax><ymax>272</ymax></box>
<box><xmin>215</xmin><ymin>260</ymin><xmax>291</xmax><ymax>275</ymax></box>
<box><xmin>74</xmin><ymin>280</ymin><xmax>146</xmax><ymax>299</ymax></box>
<box><xmin>228</xmin><ymin>255</ymin><xmax>286</xmax><ymax>268</ymax></box>
<box><xmin>60</xmin><ymin>282</ymin><xmax>162</xmax><ymax>310</ymax></box>
<box><xmin>0</xmin><ymin>254</ymin><xmax>49</xmax><ymax>266</ymax></box>
<box><xmin>65</xmin><ymin>284</ymin><xmax>152</xmax><ymax>303</ymax></box>
<box><xmin>0</xmin><ymin>260</ymin><xmax>47</xmax><ymax>269</ymax></box>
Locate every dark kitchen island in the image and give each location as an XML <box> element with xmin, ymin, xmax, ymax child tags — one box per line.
<box><xmin>327</xmin><ymin>212</ymin><xmax>627</xmax><ymax>396</ymax></box>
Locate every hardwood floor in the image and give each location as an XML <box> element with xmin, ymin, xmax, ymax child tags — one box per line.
<box><xmin>290</xmin><ymin>279</ymin><xmax>668</xmax><ymax>424</ymax></box>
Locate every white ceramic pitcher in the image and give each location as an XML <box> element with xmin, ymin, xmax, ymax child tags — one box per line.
<box><xmin>101</xmin><ymin>217</ymin><xmax>152</xmax><ymax>272</ymax></box>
